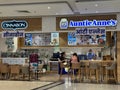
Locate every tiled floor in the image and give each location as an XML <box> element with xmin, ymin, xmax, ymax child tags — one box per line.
<box><xmin>0</xmin><ymin>79</ymin><xmax>119</xmax><ymax>90</ymax></box>
<box><xmin>48</xmin><ymin>83</ymin><xmax>120</xmax><ymax>90</ymax></box>
<box><xmin>0</xmin><ymin>81</ymin><xmax>52</xmax><ymax>90</ymax></box>
<box><xmin>0</xmin><ymin>73</ymin><xmax>119</xmax><ymax>90</ymax></box>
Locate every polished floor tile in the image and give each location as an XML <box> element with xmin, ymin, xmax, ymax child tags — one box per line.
<box><xmin>0</xmin><ymin>80</ymin><xmax>119</xmax><ymax>90</ymax></box>
<box><xmin>48</xmin><ymin>83</ymin><xmax>120</xmax><ymax>90</ymax></box>
<box><xmin>0</xmin><ymin>81</ymin><xmax>52</xmax><ymax>90</ymax></box>
<box><xmin>48</xmin><ymin>78</ymin><xmax>120</xmax><ymax>90</ymax></box>
<box><xmin>0</xmin><ymin>73</ymin><xmax>119</xmax><ymax>90</ymax></box>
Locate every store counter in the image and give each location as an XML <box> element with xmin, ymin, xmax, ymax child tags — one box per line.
<box><xmin>2</xmin><ymin>58</ymin><xmax>27</xmax><ymax>65</ymax></box>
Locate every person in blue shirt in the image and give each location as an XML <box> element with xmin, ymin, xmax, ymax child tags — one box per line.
<box><xmin>87</xmin><ymin>49</ymin><xmax>95</xmax><ymax>60</ymax></box>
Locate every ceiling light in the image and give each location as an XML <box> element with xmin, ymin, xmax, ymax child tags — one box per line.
<box><xmin>95</xmin><ymin>4</ymin><xmax>98</xmax><ymax>7</ymax></box>
<box><xmin>96</xmin><ymin>11</ymin><xmax>98</xmax><ymax>13</ymax></box>
<box><xmin>48</xmin><ymin>6</ymin><xmax>51</xmax><ymax>9</ymax></box>
<box><xmin>56</xmin><ymin>13</ymin><xmax>58</xmax><ymax>15</ymax></box>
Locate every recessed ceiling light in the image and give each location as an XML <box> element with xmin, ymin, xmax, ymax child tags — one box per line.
<box><xmin>96</xmin><ymin>11</ymin><xmax>98</xmax><ymax>13</ymax></box>
<box><xmin>95</xmin><ymin>4</ymin><xmax>98</xmax><ymax>7</ymax></box>
<box><xmin>48</xmin><ymin>6</ymin><xmax>51</xmax><ymax>9</ymax></box>
<box><xmin>56</xmin><ymin>13</ymin><xmax>58</xmax><ymax>15</ymax></box>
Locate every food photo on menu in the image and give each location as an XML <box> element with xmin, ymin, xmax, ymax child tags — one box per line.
<box><xmin>25</xmin><ymin>33</ymin><xmax>32</xmax><ymax>46</ymax></box>
<box><xmin>68</xmin><ymin>32</ymin><xmax>76</xmax><ymax>45</ymax></box>
<box><xmin>25</xmin><ymin>33</ymin><xmax>51</xmax><ymax>46</ymax></box>
<box><xmin>51</xmin><ymin>32</ymin><xmax>59</xmax><ymax>46</ymax></box>
<box><xmin>67</xmin><ymin>28</ymin><xmax>106</xmax><ymax>46</ymax></box>
<box><xmin>76</xmin><ymin>35</ymin><xmax>106</xmax><ymax>45</ymax></box>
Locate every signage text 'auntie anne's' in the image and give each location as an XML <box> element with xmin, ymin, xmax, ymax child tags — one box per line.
<box><xmin>60</xmin><ymin>18</ymin><xmax>117</xmax><ymax>29</ymax></box>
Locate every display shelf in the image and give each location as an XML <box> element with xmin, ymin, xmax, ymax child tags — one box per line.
<box><xmin>18</xmin><ymin>32</ymin><xmax>110</xmax><ymax>49</ymax></box>
<box><xmin>20</xmin><ymin>45</ymin><xmax>104</xmax><ymax>49</ymax></box>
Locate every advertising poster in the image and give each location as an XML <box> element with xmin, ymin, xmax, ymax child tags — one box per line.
<box><xmin>51</xmin><ymin>32</ymin><xmax>59</xmax><ymax>46</ymax></box>
<box><xmin>76</xmin><ymin>28</ymin><xmax>106</xmax><ymax>45</ymax></box>
<box><xmin>25</xmin><ymin>33</ymin><xmax>51</xmax><ymax>46</ymax></box>
<box><xmin>32</xmin><ymin>33</ymin><xmax>51</xmax><ymax>46</ymax></box>
<box><xmin>25</xmin><ymin>33</ymin><xmax>32</xmax><ymax>46</ymax></box>
<box><xmin>68</xmin><ymin>32</ymin><xmax>76</xmax><ymax>45</ymax></box>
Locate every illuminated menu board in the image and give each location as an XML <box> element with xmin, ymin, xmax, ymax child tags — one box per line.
<box><xmin>68</xmin><ymin>28</ymin><xmax>106</xmax><ymax>46</ymax></box>
<box><xmin>25</xmin><ymin>33</ymin><xmax>59</xmax><ymax>46</ymax></box>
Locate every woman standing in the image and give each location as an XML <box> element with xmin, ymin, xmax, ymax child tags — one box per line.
<box><xmin>71</xmin><ymin>53</ymin><xmax>79</xmax><ymax>63</ymax></box>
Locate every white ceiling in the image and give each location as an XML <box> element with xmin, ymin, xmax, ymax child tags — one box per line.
<box><xmin>0</xmin><ymin>0</ymin><xmax>119</xmax><ymax>17</ymax></box>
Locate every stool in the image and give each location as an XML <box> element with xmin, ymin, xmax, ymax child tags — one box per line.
<box><xmin>89</xmin><ymin>61</ymin><xmax>100</xmax><ymax>83</ymax></box>
<box><xmin>105</xmin><ymin>61</ymin><xmax>117</xmax><ymax>83</ymax></box>
<box><xmin>70</xmin><ymin>62</ymin><xmax>81</xmax><ymax>80</ymax></box>
<box><xmin>59</xmin><ymin>62</ymin><xmax>70</xmax><ymax>80</ymax></box>
<box><xmin>80</xmin><ymin>61</ymin><xmax>89</xmax><ymax>80</ymax></box>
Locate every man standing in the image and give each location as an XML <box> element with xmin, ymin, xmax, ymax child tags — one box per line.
<box><xmin>87</xmin><ymin>49</ymin><xmax>95</xmax><ymax>60</ymax></box>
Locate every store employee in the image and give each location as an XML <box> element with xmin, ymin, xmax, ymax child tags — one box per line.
<box><xmin>87</xmin><ymin>49</ymin><xmax>95</xmax><ymax>60</ymax></box>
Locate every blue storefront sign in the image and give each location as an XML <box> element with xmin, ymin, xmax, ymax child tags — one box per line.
<box><xmin>1</xmin><ymin>20</ymin><xmax>28</xmax><ymax>30</ymax></box>
<box><xmin>60</xmin><ymin>18</ymin><xmax>117</xmax><ymax>29</ymax></box>
<box><xmin>69</xmin><ymin>19</ymin><xmax>117</xmax><ymax>27</ymax></box>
